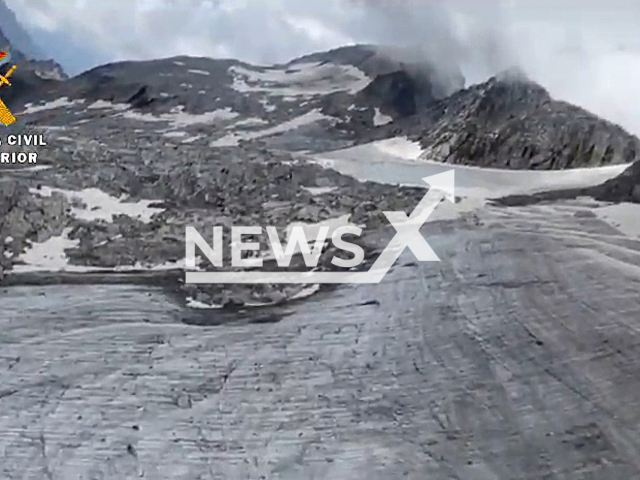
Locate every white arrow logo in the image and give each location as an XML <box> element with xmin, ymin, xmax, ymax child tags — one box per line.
<box><xmin>185</xmin><ymin>170</ymin><xmax>454</xmax><ymax>284</ymax></box>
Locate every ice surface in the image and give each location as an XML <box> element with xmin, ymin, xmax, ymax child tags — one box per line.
<box><xmin>313</xmin><ymin>138</ymin><xmax>631</xmax><ymax>223</ymax></box>
<box><xmin>314</xmin><ymin>138</ymin><xmax>629</xmax><ymax>198</ymax></box>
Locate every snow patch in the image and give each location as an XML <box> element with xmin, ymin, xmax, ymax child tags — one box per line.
<box><xmin>163</xmin><ymin>131</ymin><xmax>188</xmax><ymax>138</ymax></box>
<box><xmin>233</xmin><ymin>117</ymin><xmax>269</xmax><ymax>127</ymax></box>
<box><xmin>188</xmin><ymin>69</ymin><xmax>210</xmax><ymax>76</ymax></box>
<box><xmin>14</xmin><ymin>237</ymin><xmax>189</xmax><ymax>274</ymax></box>
<box><xmin>87</xmin><ymin>100</ymin><xmax>129</xmax><ymax>111</ymax></box>
<box><xmin>229</xmin><ymin>62</ymin><xmax>370</xmax><ymax>97</ymax></box>
<box><xmin>121</xmin><ymin>106</ymin><xmax>238</xmax><ymax>127</ymax></box>
<box><xmin>302</xmin><ymin>186</ymin><xmax>337</xmax><ymax>195</ymax></box>
<box><xmin>186</xmin><ymin>297</ymin><xmax>224</xmax><ymax>309</ymax></box>
<box><xmin>373</xmin><ymin>108</ymin><xmax>393</xmax><ymax>126</ymax></box>
<box><xmin>40</xmin><ymin>126</ymin><xmax>70</xmax><ymax>131</ymax></box>
<box><xmin>12</xmin><ymin>229</ymin><xmax>80</xmax><ymax>273</ymax></box>
<box><xmin>291</xmin><ymin>284</ymin><xmax>321</xmax><ymax>300</ymax></box>
<box><xmin>259</xmin><ymin>98</ymin><xmax>277</xmax><ymax>112</ymax></box>
<box><xmin>181</xmin><ymin>135</ymin><xmax>203</xmax><ymax>144</ymax></box>
<box><xmin>371</xmin><ymin>137</ymin><xmax>424</xmax><ymax>160</ymax></box>
<box><xmin>31</xmin><ymin>186</ymin><xmax>164</xmax><ymax>223</ymax></box>
<box><xmin>210</xmin><ymin>109</ymin><xmax>333</xmax><ymax>147</ymax></box>
<box><xmin>23</xmin><ymin>97</ymin><xmax>83</xmax><ymax>114</ymax></box>
<box><xmin>8</xmin><ymin>165</ymin><xmax>52</xmax><ymax>173</ymax></box>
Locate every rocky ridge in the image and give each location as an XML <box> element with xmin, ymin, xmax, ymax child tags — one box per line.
<box><xmin>408</xmin><ymin>71</ymin><xmax>640</xmax><ymax>169</ymax></box>
<box><xmin>593</xmin><ymin>161</ymin><xmax>640</xmax><ymax>204</ymax></box>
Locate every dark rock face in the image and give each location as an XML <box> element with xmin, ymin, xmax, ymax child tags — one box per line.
<box><xmin>0</xmin><ymin>61</ymin><xmax>66</xmax><ymax>109</ymax></box>
<box><xmin>408</xmin><ymin>75</ymin><xmax>640</xmax><ymax>169</ymax></box>
<box><xmin>593</xmin><ymin>161</ymin><xmax>640</xmax><ymax>204</ymax></box>
<box><xmin>360</xmin><ymin>71</ymin><xmax>419</xmax><ymax>117</ymax></box>
<box><xmin>127</xmin><ymin>85</ymin><xmax>154</xmax><ymax>109</ymax></box>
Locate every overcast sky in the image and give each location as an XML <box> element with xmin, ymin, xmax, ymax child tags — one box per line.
<box><xmin>6</xmin><ymin>0</ymin><xmax>640</xmax><ymax>135</ymax></box>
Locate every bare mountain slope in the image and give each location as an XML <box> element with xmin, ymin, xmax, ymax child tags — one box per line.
<box><xmin>14</xmin><ymin>46</ymin><xmax>640</xmax><ymax>171</ymax></box>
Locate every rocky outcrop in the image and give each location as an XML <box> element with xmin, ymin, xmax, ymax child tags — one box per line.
<box><xmin>410</xmin><ymin>73</ymin><xmax>640</xmax><ymax>169</ymax></box>
<box><xmin>0</xmin><ymin>135</ymin><xmax>429</xmax><ymax>306</ymax></box>
<box><xmin>360</xmin><ymin>71</ymin><xmax>421</xmax><ymax>118</ymax></box>
<box><xmin>0</xmin><ymin>179</ymin><xmax>71</xmax><ymax>279</ymax></box>
<box><xmin>592</xmin><ymin>161</ymin><xmax>640</xmax><ymax>204</ymax></box>
<box><xmin>1</xmin><ymin>61</ymin><xmax>67</xmax><ymax>109</ymax></box>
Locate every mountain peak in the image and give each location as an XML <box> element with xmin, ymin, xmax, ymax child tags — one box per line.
<box><xmin>413</xmin><ymin>69</ymin><xmax>638</xmax><ymax>169</ymax></box>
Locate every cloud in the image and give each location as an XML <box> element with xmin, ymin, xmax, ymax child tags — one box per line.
<box><xmin>5</xmin><ymin>0</ymin><xmax>640</xmax><ymax>136</ymax></box>
<box><xmin>5</xmin><ymin>0</ymin><xmax>358</xmax><ymax>67</ymax></box>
